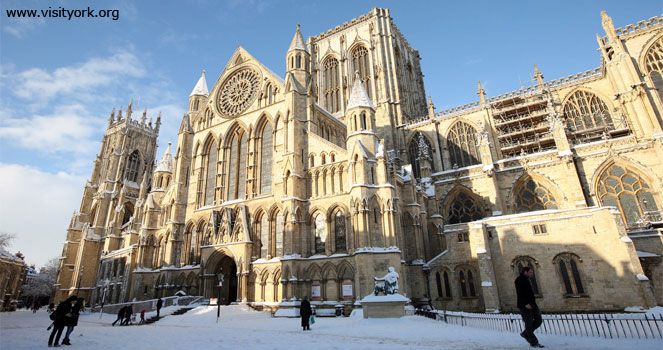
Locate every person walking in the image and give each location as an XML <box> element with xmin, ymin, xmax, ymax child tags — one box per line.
<box><xmin>48</xmin><ymin>296</ymin><xmax>76</xmax><ymax>347</ymax></box>
<box><xmin>156</xmin><ymin>298</ymin><xmax>163</xmax><ymax>318</ymax></box>
<box><xmin>62</xmin><ymin>298</ymin><xmax>83</xmax><ymax>345</ymax></box>
<box><xmin>122</xmin><ymin>304</ymin><xmax>133</xmax><ymax>325</ymax></box>
<box><xmin>515</xmin><ymin>266</ymin><xmax>544</xmax><ymax>348</ymax></box>
<box><xmin>300</xmin><ymin>296</ymin><xmax>312</xmax><ymax>331</ymax></box>
<box><xmin>112</xmin><ymin>306</ymin><xmax>126</xmax><ymax>326</ymax></box>
<box><xmin>140</xmin><ymin>309</ymin><xmax>146</xmax><ymax>324</ymax></box>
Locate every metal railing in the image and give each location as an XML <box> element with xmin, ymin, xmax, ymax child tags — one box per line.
<box><xmin>415</xmin><ymin>309</ymin><xmax>663</xmax><ymax>340</ymax></box>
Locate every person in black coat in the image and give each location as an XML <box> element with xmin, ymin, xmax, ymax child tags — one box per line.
<box><xmin>112</xmin><ymin>306</ymin><xmax>126</xmax><ymax>326</ymax></box>
<box><xmin>62</xmin><ymin>298</ymin><xmax>83</xmax><ymax>345</ymax></box>
<box><xmin>122</xmin><ymin>304</ymin><xmax>133</xmax><ymax>325</ymax></box>
<box><xmin>156</xmin><ymin>298</ymin><xmax>163</xmax><ymax>318</ymax></box>
<box><xmin>300</xmin><ymin>296</ymin><xmax>312</xmax><ymax>331</ymax></box>
<box><xmin>48</xmin><ymin>296</ymin><xmax>76</xmax><ymax>347</ymax></box>
<box><xmin>515</xmin><ymin>266</ymin><xmax>544</xmax><ymax>348</ymax></box>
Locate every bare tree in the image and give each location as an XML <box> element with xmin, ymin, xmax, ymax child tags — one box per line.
<box><xmin>0</xmin><ymin>232</ymin><xmax>16</xmax><ymax>250</ymax></box>
<box><xmin>22</xmin><ymin>257</ymin><xmax>59</xmax><ymax>304</ymax></box>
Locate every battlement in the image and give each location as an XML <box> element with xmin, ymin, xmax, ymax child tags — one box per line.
<box><xmin>311</xmin><ymin>8</ymin><xmax>377</xmax><ymax>42</ymax></box>
<box><xmin>614</xmin><ymin>15</ymin><xmax>662</xmax><ymax>38</ymax></box>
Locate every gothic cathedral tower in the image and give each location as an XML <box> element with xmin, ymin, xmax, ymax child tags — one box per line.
<box><xmin>54</xmin><ymin>102</ymin><xmax>160</xmax><ymax>303</ymax></box>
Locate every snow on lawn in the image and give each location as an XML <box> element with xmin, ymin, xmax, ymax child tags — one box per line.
<box><xmin>1</xmin><ymin>305</ymin><xmax>661</xmax><ymax>350</ymax></box>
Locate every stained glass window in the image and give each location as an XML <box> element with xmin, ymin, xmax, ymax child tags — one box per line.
<box><xmin>555</xmin><ymin>254</ymin><xmax>585</xmax><ymax>296</ymax></box>
<box><xmin>315</xmin><ymin>214</ymin><xmax>326</xmax><ymax>254</ymax></box>
<box><xmin>204</xmin><ymin>141</ymin><xmax>217</xmax><ymax>206</ymax></box>
<box><xmin>563</xmin><ymin>90</ymin><xmax>614</xmax><ymax>143</ymax></box>
<box><xmin>645</xmin><ymin>37</ymin><xmax>663</xmax><ymax>103</ymax></box>
<box><xmin>352</xmin><ymin>46</ymin><xmax>371</xmax><ymax>99</ymax></box>
<box><xmin>334</xmin><ymin>211</ymin><xmax>346</xmax><ymax>252</ymax></box>
<box><xmin>447</xmin><ymin>191</ymin><xmax>484</xmax><ymax>224</ymax></box>
<box><xmin>260</xmin><ymin>123</ymin><xmax>273</xmax><ymax>194</ymax></box>
<box><xmin>448</xmin><ymin>122</ymin><xmax>480</xmax><ymax>168</ymax></box>
<box><xmin>515</xmin><ymin>178</ymin><xmax>558</xmax><ymax>213</ymax></box>
<box><xmin>598</xmin><ymin>164</ymin><xmax>660</xmax><ymax>228</ymax></box>
<box><xmin>126</xmin><ymin>151</ymin><xmax>140</xmax><ymax>182</ymax></box>
<box><xmin>323</xmin><ymin>57</ymin><xmax>340</xmax><ymax>113</ymax></box>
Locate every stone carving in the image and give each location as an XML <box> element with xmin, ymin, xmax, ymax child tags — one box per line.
<box><xmin>373</xmin><ymin>266</ymin><xmax>399</xmax><ymax>295</ymax></box>
<box><xmin>217</xmin><ymin>68</ymin><xmax>260</xmax><ymax>117</ymax></box>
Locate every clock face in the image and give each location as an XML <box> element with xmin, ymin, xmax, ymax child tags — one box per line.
<box><xmin>216</xmin><ymin>68</ymin><xmax>261</xmax><ymax>117</ymax></box>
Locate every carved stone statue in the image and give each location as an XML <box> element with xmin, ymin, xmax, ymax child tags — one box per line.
<box><xmin>373</xmin><ymin>266</ymin><xmax>399</xmax><ymax>295</ymax></box>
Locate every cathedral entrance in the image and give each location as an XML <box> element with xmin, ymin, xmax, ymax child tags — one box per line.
<box><xmin>214</xmin><ymin>256</ymin><xmax>238</xmax><ymax>305</ymax></box>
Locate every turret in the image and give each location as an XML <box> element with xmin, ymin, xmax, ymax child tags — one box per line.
<box><xmin>153</xmin><ymin>142</ymin><xmax>174</xmax><ymax>190</ymax></box>
<box><xmin>286</xmin><ymin>24</ymin><xmax>310</xmax><ymax>90</ymax></box>
<box><xmin>189</xmin><ymin>70</ymin><xmax>208</xmax><ymax>112</ymax></box>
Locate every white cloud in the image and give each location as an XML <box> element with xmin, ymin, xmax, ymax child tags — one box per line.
<box><xmin>0</xmin><ymin>163</ymin><xmax>86</xmax><ymax>268</ymax></box>
<box><xmin>10</xmin><ymin>51</ymin><xmax>145</xmax><ymax>101</ymax></box>
<box><xmin>0</xmin><ymin>104</ymin><xmax>103</xmax><ymax>154</ymax></box>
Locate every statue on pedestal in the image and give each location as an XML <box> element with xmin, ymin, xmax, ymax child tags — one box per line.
<box><xmin>373</xmin><ymin>267</ymin><xmax>399</xmax><ymax>295</ymax></box>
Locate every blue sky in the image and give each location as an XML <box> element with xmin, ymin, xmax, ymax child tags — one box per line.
<box><xmin>0</xmin><ymin>0</ymin><xmax>661</xmax><ymax>267</ymax></box>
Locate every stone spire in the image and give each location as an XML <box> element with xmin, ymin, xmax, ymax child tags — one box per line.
<box><xmin>190</xmin><ymin>70</ymin><xmax>209</xmax><ymax>97</ymax></box>
<box><xmin>534</xmin><ymin>63</ymin><xmax>544</xmax><ymax>85</ymax></box>
<box><xmin>427</xmin><ymin>96</ymin><xmax>435</xmax><ymax>117</ymax></box>
<box><xmin>155</xmin><ymin>142</ymin><xmax>174</xmax><ymax>173</ymax></box>
<box><xmin>141</xmin><ymin>108</ymin><xmax>147</xmax><ymax>125</ymax></box>
<box><xmin>288</xmin><ymin>24</ymin><xmax>308</xmax><ymax>53</ymax></box>
<box><xmin>108</xmin><ymin>107</ymin><xmax>116</xmax><ymax>126</ymax></box>
<box><xmin>346</xmin><ymin>71</ymin><xmax>374</xmax><ymax>111</ymax></box>
<box><xmin>477</xmin><ymin>81</ymin><xmax>486</xmax><ymax>104</ymax></box>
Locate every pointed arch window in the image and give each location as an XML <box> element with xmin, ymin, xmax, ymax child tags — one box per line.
<box><xmin>515</xmin><ymin>177</ymin><xmax>558</xmax><ymax>213</ymax></box>
<box><xmin>323</xmin><ymin>57</ymin><xmax>340</xmax><ymax>113</ymax></box>
<box><xmin>352</xmin><ymin>46</ymin><xmax>371</xmax><ymax>100</ymax></box>
<box><xmin>227</xmin><ymin>129</ymin><xmax>247</xmax><ymax>200</ymax></box>
<box><xmin>334</xmin><ymin>211</ymin><xmax>346</xmax><ymax>252</ymax></box>
<box><xmin>260</xmin><ymin>214</ymin><xmax>269</xmax><ymax>258</ymax></box>
<box><xmin>126</xmin><ymin>151</ymin><xmax>140</xmax><ymax>182</ymax></box>
<box><xmin>314</xmin><ymin>214</ymin><xmax>326</xmax><ymax>254</ymax></box>
<box><xmin>204</xmin><ymin>140</ymin><xmax>218</xmax><ymax>206</ymax></box>
<box><xmin>447</xmin><ymin>122</ymin><xmax>480</xmax><ymax>168</ymax></box>
<box><xmin>563</xmin><ymin>90</ymin><xmax>615</xmax><ymax>143</ymax></box>
<box><xmin>436</xmin><ymin>271</ymin><xmax>452</xmax><ymax>299</ymax></box>
<box><xmin>513</xmin><ymin>257</ymin><xmax>541</xmax><ymax>296</ymax></box>
<box><xmin>597</xmin><ymin>164</ymin><xmax>661</xmax><ymax>228</ymax></box>
<box><xmin>458</xmin><ymin>270</ymin><xmax>478</xmax><ymax>297</ymax></box>
<box><xmin>554</xmin><ymin>254</ymin><xmax>585</xmax><ymax>296</ymax></box>
<box><xmin>446</xmin><ymin>191</ymin><xmax>484</xmax><ymax>224</ymax></box>
<box><xmin>260</xmin><ymin>122</ymin><xmax>273</xmax><ymax>194</ymax></box>
<box><xmin>644</xmin><ymin>37</ymin><xmax>663</xmax><ymax>104</ymax></box>
<box><xmin>275</xmin><ymin>212</ymin><xmax>284</xmax><ymax>257</ymax></box>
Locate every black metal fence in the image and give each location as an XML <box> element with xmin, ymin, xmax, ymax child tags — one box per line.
<box><xmin>415</xmin><ymin>309</ymin><xmax>663</xmax><ymax>340</ymax></box>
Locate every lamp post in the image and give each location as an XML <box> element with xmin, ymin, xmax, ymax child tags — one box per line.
<box><xmin>216</xmin><ymin>269</ymin><xmax>224</xmax><ymax>323</ymax></box>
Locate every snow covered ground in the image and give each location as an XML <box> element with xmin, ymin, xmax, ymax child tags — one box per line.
<box><xmin>1</xmin><ymin>305</ymin><xmax>661</xmax><ymax>350</ymax></box>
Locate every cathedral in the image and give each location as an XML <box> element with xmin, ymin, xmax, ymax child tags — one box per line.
<box><xmin>55</xmin><ymin>8</ymin><xmax>663</xmax><ymax>314</ymax></box>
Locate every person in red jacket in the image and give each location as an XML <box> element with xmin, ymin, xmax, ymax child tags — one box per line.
<box><xmin>515</xmin><ymin>266</ymin><xmax>544</xmax><ymax>348</ymax></box>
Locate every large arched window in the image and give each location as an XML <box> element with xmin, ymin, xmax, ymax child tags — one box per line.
<box><xmin>227</xmin><ymin>128</ymin><xmax>247</xmax><ymax>200</ymax></box>
<box><xmin>408</xmin><ymin>132</ymin><xmax>434</xmax><ymax>180</ymax></box>
<box><xmin>514</xmin><ymin>177</ymin><xmax>558</xmax><ymax>213</ymax></box>
<box><xmin>554</xmin><ymin>253</ymin><xmax>585</xmax><ymax>296</ymax></box>
<box><xmin>435</xmin><ymin>270</ymin><xmax>452</xmax><ymax>299</ymax></box>
<box><xmin>323</xmin><ymin>57</ymin><xmax>340</xmax><ymax>113</ymax></box>
<box><xmin>513</xmin><ymin>257</ymin><xmax>540</xmax><ymax>296</ymax></box>
<box><xmin>259</xmin><ymin>122</ymin><xmax>273</xmax><ymax>194</ymax></box>
<box><xmin>275</xmin><ymin>212</ymin><xmax>284</xmax><ymax>257</ymax></box>
<box><xmin>314</xmin><ymin>214</ymin><xmax>326</xmax><ymax>254</ymax></box>
<box><xmin>334</xmin><ymin>211</ymin><xmax>346</xmax><ymax>252</ymax></box>
<box><xmin>126</xmin><ymin>151</ymin><xmax>140</xmax><ymax>182</ymax></box>
<box><xmin>597</xmin><ymin>164</ymin><xmax>660</xmax><ymax>228</ymax></box>
<box><xmin>352</xmin><ymin>46</ymin><xmax>371</xmax><ymax>99</ymax></box>
<box><xmin>446</xmin><ymin>191</ymin><xmax>484</xmax><ymax>224</ymax></box>
<box><xmin>260</xmin><ymin>214</ymin><xmax>269</xmax><ymax>258</ymax></box>
<box><xmin>447</xmin><ymin>122</ymin><xmax>480</xmax><ymax>168</ymax></box>
<box><xmin>204</xmin><ymin>140</ymin><xmax>218</xmax><ymax>206</ymax></box>
<box><xmin>458</xmin><ymin>268</ymin><xmax>477</xmax><ymax>298</ymax></box>
<box><xmin>644</xmin><ymin>37</ymin><xmax>663</xmax><ymax>103</ymax></box>
<box><xmin>563</xmin><ymin>90</ymin><xmax>614</xmax><ymax>143</ymax></box>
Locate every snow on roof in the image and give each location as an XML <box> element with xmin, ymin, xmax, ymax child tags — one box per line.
<box><xmin>155</xmin><ymin>142</ymin><xmax>174</xmax><ymax>173</ymax></box>
<box><xmin>189</xmin><ymin>70</ymin><xmax>209</xmax><ymax>97</ymax></box>
<box><xmin>288</xmin><ymin>24</ymin><xmax>307</xmax><ymax>52</ymax></box>
<box><xmin>346</xmin><ymin>72</ymin><xmax>374</xmax><ymax>111</ymax></box>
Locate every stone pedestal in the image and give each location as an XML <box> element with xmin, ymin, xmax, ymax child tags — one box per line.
<box><xmin>360</xmin><ymin>294</ymin><xmax>409</xmax><ymax>318</ymax></box>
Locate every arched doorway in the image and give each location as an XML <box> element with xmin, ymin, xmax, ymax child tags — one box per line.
<box><xmin>213</xmin><ymin>256</ymin><xmax>238</xmax><ymax>305</ymax></box>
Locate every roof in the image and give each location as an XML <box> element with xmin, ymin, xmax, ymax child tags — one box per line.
<box><xmin>346</xmin><ymin>72</ymin><xmax>374</xmax><ymax>111</ymax></box>
<box><xmin>288</xmin><ymin>24</ymin><xmax>307</xmax><ymax>52</ymax></box>
<box><xmin>189</xmin><ymin>70</ymin><xmax>209</xmax><ymax>97</ymax></box>
<box><xmin>155</xmin><ymin>142</ymin><xmax>174</xmax><ymax>173</ymax></box>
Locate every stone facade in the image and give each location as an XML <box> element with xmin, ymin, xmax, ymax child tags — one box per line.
<box><xmin>56</xmin><ymin>8</ymin><xmax>663</xmax><ymax>313</ymax></box>
<box><xmin>1</xmin><ymin>250</ymin><xmax>27</xmax><ymax>311</ymax></box>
